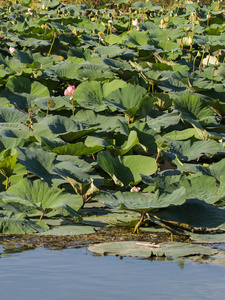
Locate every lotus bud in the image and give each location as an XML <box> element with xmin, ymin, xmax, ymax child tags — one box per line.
<box><xmin>130</xmin><ymin>186</ymin><xmax>141</xmax><ymax>192</ymax></box>
<box><xmin>207</xmin><ymin>12</ymin><xmax>211</xmax><ymax>19</ymax></box>
<box><xmin>132</xmin><ymin>19</ymin><xmax>139</xmax><ymax>27</ymax></box>
<box><xmin>108</xmin><ymin>20</ymin><xmax>113</xmax><ymax>25</ymax></box>
<box><xmin>9</xmin><ymin>46</ymin><xmax>15</xmax><ymax>54</ymax></box>
<box><xmin>64</xmin><ymin>85</ymin><xmax>76</xmax><ymax>96</ymax></box>
<box><xmin>26</xmin><ymin>8</ymin><xmax>33</xmax><ymax>15</ymax></box>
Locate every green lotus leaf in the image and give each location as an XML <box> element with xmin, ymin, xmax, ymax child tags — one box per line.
<box><xmin>0</xmin><ymin>148</ymin><xmax>17</xmax><ymax>179</ymax></box>
<box><xmin>147</xmin><ymin>111</ymin><xmax>180</xmax><ymax>132</ymax></box>
<box><xmin>37</xmin><ymin>115</ymin><xmax>96</xmax><ymax>142</ymax></box>
<box><xmin>74</xmin><ymin>109</ymin><xmax>124</xmax><ymax>133</ymax></box>
<box><xmin>59</xmin><ymin>32</ymin><xmax>79</xmax><ymax>46</ymax></box>
<box><xmin>52</xmin><ymin>161</ymin><xmax>100</xmax><ymax>206</ymax></box>
<box><xmin>55</xmin><ymin>155</ymin><xmax>93</xmax><ymax>173</ymax></box>
<box><xmin>47</xmin><ymin>61</ymin><xmax>81</xmax><ymax>80</ymax></box>
<box><xmin>12</xmin><ymin>49</ymin><xmax>33</xmax><ymax>64</ymax></box>
<box><xmin>0</xmin><ymin>211</ymin><xmax>48</xmax><ymax>234</ymax></box>
<box><xmin>173</xmin><ymin>94</ymin><xmax>214</xmax><ymax>121</ymax></box>
<box><xmin>39</xmin><ymin>224</ymin><xmax>98</xmax><ymax>236</ymax></box>
<box><xmin>34</xmin><ymin>96</ymin><xmax>71</xmax><ymax>111</ymax></box>
<box><xmin>104</xmin><ymin>34</ymin><xmax>124</xmax><ymax>45</ymax></box>
<box><xmin>96</xmin><ymin>186</ymin><xmax>186</xmax><ymax>214</ymax></box>
<box><xmin>129</xmin><ymin>122</ymin><xmax>160</xmax><ymax>154</ymax></box>
<box><xmin>166</xmin><ymin>174</ymin><xmax>225</xmax><ymax>205</ymax></box>
<box><xmin>67</xmin><ymin>47</ymin><xmax>99</xmax><ymax>64</ymax></box>
<box><xmin>210</xmin><ymin>159</ymin><xmax>225</xmax><ymax>181</ymax></box>
<box><xmin>5</xmin><ymin>76</ymin><xmax>50</xmax><ymax>97</ymax></box>
<box><xmin>154</xmin><ymin>199</ymin><xmax>225</xmax><ymax>230</ymax></box>
<box><xmin>94</xmin><ymin>46</ymin><xmax>125</xmax><ymax>58</ymax></box>
<box><xmin>132</xmin><ymin>1</ymin><xmax>161</xmax><ymax>11</ymax></box>
<box><xmin>0</xmin><ymin>136</ymin><xmax>30</xmax><ymax>149</ymax></box>
<box><xmin>97</xmin><ymin>151</ymin><xmax>157</xmax><ymax>187</ymax></box>
<box><xmin>52</xmin><ymin>142</ymin><xmax>104</xmax><ymax>156</ymax></box>
<box><xmin>86</xmin><ymin>130</ymin><xmax>138</xmax><ymax>157</ymax></box>
<box><xmin>123</xmin><ymin>30</ymin><xmax>151</xmax><ymax>48</ymax></box>
<box><xmin>73</xmin><ymin>81</ymin><xmax>106</xmax><ymax>112</ymax></box>
<box><xmin>0</xmin><ymin>178</ymin><xmax>82</xmax><ymax>221</ymax></box>
<box><xmin>13</xmin><ymin>36</ymin><xmax>50</xmax><ymax>49</ymax></box>
<box><xmin>88</xmin><ymin>241</ymin><xmax>217</xmax><ymax>258</ymax></box>
<box><xmin>164</xmin><ymin>139</ymin><xmax>224</xmax><ymax>161</ymax></box>
<box><xmin>0</xmin><ymin>107</ymin><xmax>28</xmax><ymax>123</ymax></box>
<box><xmin>163</xmin><ymin>128</ymin><xmax>200</xmax><ymax>141</ymax></box>
<box><xmin>103</xmin><ymin>85</ymin><xmax>154</xmax><ymax>120</ymax></box>
<box><xmin>16</xmin><ymin>147</ymin><xmax>57</xmax><ymax>182</ymax></box>
<box><xmin>173</xmin><ymin>72</ymin><xmax>214</xmax><ymax>92</ymax></box>
<box><xmin>152</xmin><ymin>92</ymin><xmax>172</xmax><ymax>111</ymax></box>
<box><xmin>141</xmin><ymin>170</ymin><xmax>182</xmax><ymax>190</ymax></box>
<box><xmin>76</xmin><ymin>64</ymin><xmax>114</xmax><ymax>82</ymax></box>
<box><xmin>158</xmin><ymin>77</ymin><xmax>187</xmax><ymax>92</ymax></box>
<box><xmin>0</xmin><ymin>90</ymin><xmax>37</xmax><ymax>111</ymax></box>
<box><xmin>102</xmin><ymin>58</ymin><xmax>137</xmax><ymax>81</ymax></box>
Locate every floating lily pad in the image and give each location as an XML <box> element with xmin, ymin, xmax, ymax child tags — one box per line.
<box><xmin>88</xmin><ymin>241</ymin><xmax>217</xmax><ymax>258</ymax></box>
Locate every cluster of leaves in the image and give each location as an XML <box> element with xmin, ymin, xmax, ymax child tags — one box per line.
<box><xmin>0</xmin><ymin>0</ymin><xmax>224</xmax><ymax>236</ymax></box>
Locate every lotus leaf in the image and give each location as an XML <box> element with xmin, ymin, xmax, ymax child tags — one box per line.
<box><xmin>16</xmin><ymin>147</ymin><xmax>57</xmax><ymax>182</ymax></box>
<box><xmin>0</xmin><ymin>211</ymin><xmax>48</xmax><ymax>234</ymax></box>
<box><xmin>96</xmin><ymin>187</ymin><xmax>186</xmax><ymax>214</ymax></box>
<box><xmin>0</xmin><ymin>178</ymin><xmax>82</xmax><ymax>221</ymax></box>
<box><xmin>88</xmin><ymin>241</ymin><xmax>217</xmax><ymax>258</ymax></box>
<box><xmin>97</xmin><ymin>151</ymin><xmax>157</xmax><ymax>187</ymax></box>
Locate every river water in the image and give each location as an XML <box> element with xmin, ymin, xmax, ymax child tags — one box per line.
<box><xmin>0</xmin><ymin>246</ymin><xmax>225</xmax><ymax>300</ymax></box>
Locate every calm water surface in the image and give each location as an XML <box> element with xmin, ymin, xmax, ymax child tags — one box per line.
<box><xmin>0</xmin><ymin>246</ymin><xmax>225</xmax><ymax>300</ymax></box>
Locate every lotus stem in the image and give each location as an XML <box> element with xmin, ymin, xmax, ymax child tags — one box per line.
<box><xmin>192</xmin><ymin>54</ymin><xmax>198</xmax><ymax>72</ymax></box>
<box><xmin>171</xmin><ymin>233</ymin><xmax>174</xmax><ymax>242</ymax></box>
<box><xmin>5</xmin><ymin>177</ymin><xmax>9</xmax><ymax>190</ymax></box>
<box><xmin>46</xmin><ymin>105</ymin><xmax>49</xmax><ymax>116</ymax></box>
<box><xmin>72</xmin><ymin>98</ymin><xmax>74</xmax><ymax>116</ymax></box>
<box><xmin>156</xmin><ymin>147</ymin><xmax>162</xmax><ymax>163</ymax></box>
<box><xmin>48</xmin><ymin>32</ymin><xmax>56</xmax><ymax>57</ymax></box>
<box><xmin>199</xmin><ymin>50</ymin><xmax>205</xmax><ymax>70</ymax></box>
<box><xmin>133</xmin><ymin>213</ymin><xmax>145</xmax><ymax>233</ymax></box>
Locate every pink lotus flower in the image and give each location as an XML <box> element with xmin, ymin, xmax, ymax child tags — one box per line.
<box><xmin>130</xmin><ymin>186</ymin><xmax>141</xmax><ymax>192</ymax></box>
<box><xmin>9</xmin><ymin>46</ymin><xmax>15</xmax><ymax>54</ymax></box>
<box><xmin>64</xmin><ymin>85</ymin><xmax>75</xmax><ymax>96</ymax></box>
<box><xmin>207</xmin><ymin>13</ymin><xmax>211</xmax><ymax>19</ymax></box>
<box><xmin>132</xmin><ymin>19</ymin><xmax>139</xmax><ymax>27</ymax></box>
<box><xmin>26</xmin><ymin>8</ymin><xmax>33</xmax><ymax>15</ymax></box>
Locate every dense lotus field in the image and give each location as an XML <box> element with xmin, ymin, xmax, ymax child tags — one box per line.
<box><xmin>0</xmin><ymin>0</ymin><xmax>225</xmax><ymax>252</ymax></box>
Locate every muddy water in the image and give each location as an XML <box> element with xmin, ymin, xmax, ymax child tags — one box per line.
<box><xmin>0</xmin><ymin>246</ymin><xmax>225</xmax><ymax>300</ymax></box>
